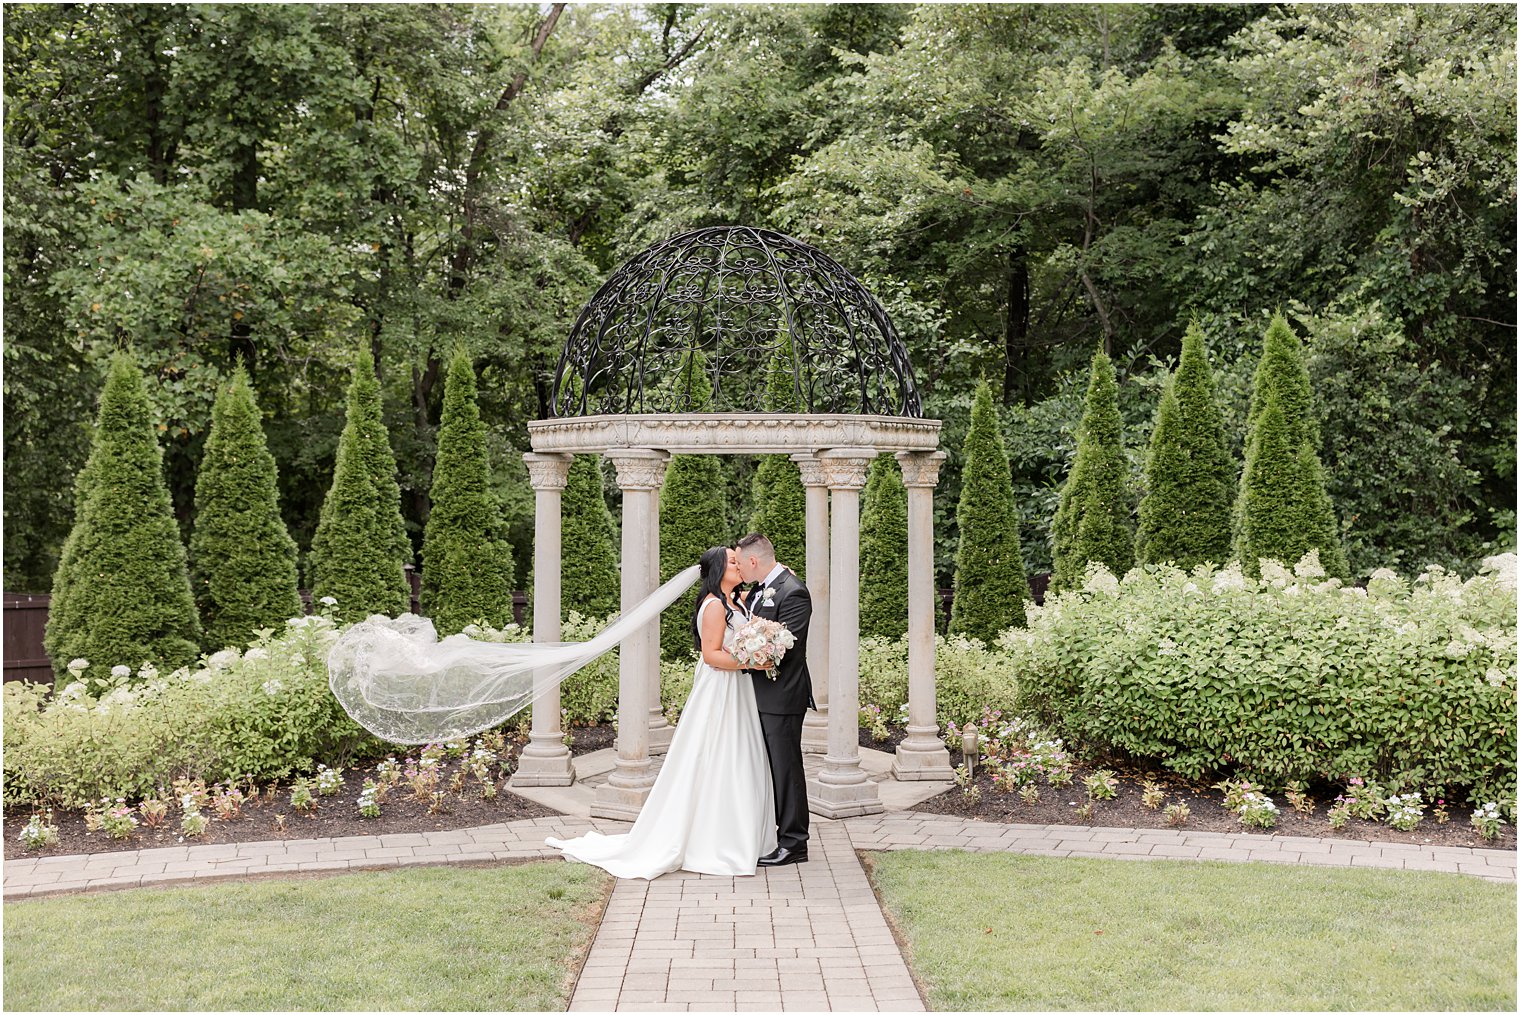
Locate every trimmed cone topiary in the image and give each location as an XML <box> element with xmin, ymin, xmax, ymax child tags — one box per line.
<box><xmin>749</xmin><ymin>326</ymin><xmax>807</xmax><ymax>579</ymax></box>
<box><xmin>859</xmin><ymin>454</ymin><xmax>909</xmax><ymax>640</ymax></box>
<box><xmin>1051</xmin><ymin>350</ymin><xmax>1134</xmax><ymax>591</ymax></box>
<box><xmin>308</xmin><ymin>352</ymin><xmax>411</xmax><ymax>622</ymax></box>
<box><xmin>190</xmin><ymin>366</ymin><xmax>303</xmax><ymax>649</ymax></box>
<box><xmin>1136</xmin><ymin>322</ymin><xmax>1234</xmax><ymax>569</ymax></box>
<box><xmin>1232</xmin><ymin>315</ymin><xmax>1348</xmax><ymax>577</ymax></box>
<box><xmin>1236</xmin><ymin>395</ymin><xmax>1301</xmax><ymax>572</ymax></box>
<box><xmin>660</xmin><ymin>351</ymin><xmax>729</xmax><ymax>658</ymax></box>
<box><xmin>43</xmin><ymin>353</ymin><xmax>202</xmax><ymax>680</ymax></box>
<box><xmin>560</xmin><ymin>454</ymin><xmax>621</xmax><ymax>622</ymax></box>
<box><xmin>949</xmin><ymin>378</ymin><xmax>1031</xmax><ymax>642</ymax></box>
<box><xmin>420</xmin><ymin>349</ymin><xmax>515</xmax><ymax>635</ymax></box>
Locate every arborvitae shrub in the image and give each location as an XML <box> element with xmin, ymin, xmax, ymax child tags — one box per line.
<box><xmin>308</xmin><ymin>354</ymin><xmax>411</xmax><ymax>622</ymax></box>
<box><xmin>43</xmin><ymin>353</ymin><xmax>202</xmax><ymax>680</ymax></box>
<box><xmin>749</xmin><ymin>328</ymin><xmax>807</xmax><ymax>578</ymax></box>
<box><xmin>190</xmin><ymin>366</ymin><xmax>303</xmax><ymax>649</ymax></box>
<box><xmin>1051</xmin><ymin>350</ymin><xmax>1134</xmax><ymax>591</ymax></box>
<box><xmin>560</xmin><ymin>454</ymin><xmax>621</xmax><ymax>622</ymax></box>
<box><xmin>1233</xmin><ymin>315</ymin><xmax>1348</xmax><ymax>577</ymax></box>
<box><xmin>420</xmin><ymin>349</ymin><xmax>515</xmax><ymax>635</ymax></box>
<box><xmin>659</xmin><ymin>353</ymin><xmax>728</xmax><ymax>658</ymax></box>
<box><xmin>859</xmin><ymin>455</ymin><xmax>910</xmax><ymax>640</ymax></box>
<box><xmin>1236</xmin><ymin>396</ymin><xmax>1303</xmax><ymax>573</ymax></box>
<box><xmin>949</xmin><ymin>379</ymin><xmax>1031</xmax><ymax>642</ymax></box>
<box><xmin>1136</xmin><ymin>323</ymin><xmax>1234</xmax><ymax>569</ymax></box>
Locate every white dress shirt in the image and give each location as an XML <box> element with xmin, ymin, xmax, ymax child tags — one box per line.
<box><xmin>760</xmin><ymin>563</ymin><xmax>786</xmax><ymax>590</ymax></box>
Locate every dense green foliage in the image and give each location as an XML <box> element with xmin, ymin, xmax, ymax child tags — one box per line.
<box><xmin>660</xmin><ymin>467</ymin><xmax>728</xmax><ymax>658</ymax></box>
<box><xmin>1051</xmin><ymin>352</ymin><xmax>1133</xmax><ymax>591</ymax></box>
<box><xmin>949</xmin><ymin>380</ymin><xmax>1030</xmax><ymax>641</ymax></box>
<box><xmin>4</xmin><ymin>5</ymin><xmax>1514</xmax><ymax>595</ymax></box>
<box><xmin>420</xmin><ymin>350</ymin><xmax>515</xmax><ymax>635</ymax></box>
<box><xmin>858</xmin><ymin>455</ymin><xmax>909</xmax><ymax>640</ymax></box>
<box><xmin>749</xmin><ymin>327</ymin><xmax>807</xmax><ymax>577</ymax></box>
<box><xmin>7</xmin><ymin>614</ymin><xmax>381</xmax><ymax>808</ymax></box>
<box><xmin>307</xmin><ymin>353</ymin><xmax>411</xmax><ymax>622</ymax></box>
<box><xmin>189</xmin><ymin>367</ymin><xmax>302</xmax><ymax>650</ymax></box>
<box><xmin>1011</xmin><ymin>556</ymin><xmax>1517</xmax><ymax>811</ymax></box>
<box><xmin>1234</xmin><ymin>317</ymin><xmax>1349</xmax><ymax>577</ymax></box>
<box><xmin>559</xmin><ymin>455</ymin><xmax>621</xmax><ymax>623</ymax></box>
<box><xmin>42</xmin><ymin>355</ymin><xmax>202</xmax><ymax>680</ymax></box>
<box><xmin>1136</xmin><ymin>323</ymin><xmax>1233</xmax><ymax>568</ymax></box>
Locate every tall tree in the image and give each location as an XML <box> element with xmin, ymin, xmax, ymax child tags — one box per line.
<box><xmin>859</xmin><ymin>455</ymin><xmax>910</xmax><ymax>641</ymax></box>
<box><xmin>949</xmin><ymin>379</ymin><xmax>1031</xmax><ymax>642</ymax></box>
<box><xmin>1136</xmin><ymin>322</ymin><xmax>1233</xmax><ymax>568</ymax></box>
<box><xmin>420</xmin><ymin>350</ymin><xmax>515</xmax><ymax>635</ymax></box>
<box><xmin>659</xmin><ymin>352</ymin><xmax>728</xmax><ymax>659</ymax></box>
<box><xmin>43</xmin><ymin>354</ymin><xmax>202</xmax><ymax>680</ymax></box>
<box><xmin>308</xmin><ymin>352</ymin><xmax>411</xmax><ymax>621</ymax></box>
<box><xmin>190</xmin><ymin>367</ymin><xmax>303</xmax><ymax>649</ymax></box>
<box><xmin>560</xmin><ymin>455</ymin><xmax>621</xmax><ymax>622</ymax></box>
<box><xmin>748</xmin><ymin>327</ymin><xmax>808</xmax><ymax>577</ymax></box>
<box><xmin>1051</xmin><ymin>350</ymin><xmax>1134</xmax><ymax>591</ymax></box>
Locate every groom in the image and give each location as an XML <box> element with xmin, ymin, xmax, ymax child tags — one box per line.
<box><xmin>735</xmin><ymin>532</ymin><xmax>814</xmax><ymax>867</ymax></box>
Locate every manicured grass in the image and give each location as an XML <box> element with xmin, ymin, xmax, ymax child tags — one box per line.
<box><xmin>3</xmin><ymin>861</ymin><xmax>610</xmax><ymax>1011</ymax></box>
<box><xmin>866</xmin><ymin>851</ymin><xmax>1516</xmax><ymax>1011</ymax></box>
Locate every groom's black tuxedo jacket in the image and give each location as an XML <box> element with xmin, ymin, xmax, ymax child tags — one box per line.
<box><xmin>746</xmin><ymin>568</ymin><xmax>815</xmax><ymax>715</ymax></box>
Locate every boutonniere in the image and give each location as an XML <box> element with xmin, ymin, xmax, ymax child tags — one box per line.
<box><xmin>761</xmin><ymin>586</ymin><xmax>777</xmax><ymax>607</ymax></box>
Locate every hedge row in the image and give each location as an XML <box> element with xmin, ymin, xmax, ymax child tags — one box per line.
<box><xmin>1008</xmin><ymin>553</ymin><xmax>1517</xmax><ymax>809</ymax></box>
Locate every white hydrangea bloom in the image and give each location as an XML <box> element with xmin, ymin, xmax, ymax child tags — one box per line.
<box><xmin>66</xmin><ymin>658</ymin><xmax>89</xmax><ymax>674</ymax></box>
<box><xmin>207</xmin><ymin>649</ymin><xmax>240</xmax><ymax>669</ymax></box>
<box><xmin>1368</xmin><ymin>567</ymin><xmax>1399</xmax><ymax>582</ymax></box>
<box><xmin>319</xmin><ymin>596</ymin><xmax>337</xmax><ymax>606</ymax></box>
<box><xmin>110</xmin><ymin>664</ymin><xmax>131</xmax><ymax>679</ymax></box>
<box><xmin>1212</xmin><ymin>563</ymin><xmax>1248</xmax><ymax>593</ymax></box>
<box><xmin>137</xmin><ymin>662</ymin><xmax>159</xmax><ymax>681</ymax></box>
<box><xmin>1181</xmin><ymin>581</ymin><xmax>1201</xmax><ymax>596</ymax></box>
<box><xmin>1479</xmin><ymin>553</ymin><xmax>1516</xmax><ymax>591</ymax></box>
<box><xmin>1082</xmin><ymin>565</ymin><xmax>1120</xmax><ymax>596</ymax></box>
<box><xmin>1258</xmin><ymin>559</ymin><xmax>1292</xmax><ymax>586</ymax></box>
<box><xmin>1157</xmin><ymin>637</ymin><xmax>1177</xmax><ymax>657</ymax></box>
<box><xmin>1293</xmin><ymin>549</ymin><xmax>1326</xmax><ymax>579</ymax></box>
<box><xmin>1485</xmin><ymin>668</ymin><xmax>1507</xmax><ymax>687</ymax></box>
<box><xmin>262</xmin><ymin>679</ymin><xmax>284</xmax><ymax>696</ymax></box>
<box><xmin>243</xmin><ymin>647</ymin><xmax>268</xmax><ymax>662</ymax></box>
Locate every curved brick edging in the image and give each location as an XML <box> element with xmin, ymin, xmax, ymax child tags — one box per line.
<box><xmin>5</xmin><ymin>812</ymin><xmax>1512</xmax><ymax>900</ymax></box>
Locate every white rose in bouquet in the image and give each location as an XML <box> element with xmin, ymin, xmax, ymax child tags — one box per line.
<box><xmin>731</xmin><ymin>617</ymin><xmax>796</xmax><ymax>678</ymax></box>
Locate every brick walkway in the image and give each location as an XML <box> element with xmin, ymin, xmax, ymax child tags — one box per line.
<box><xmin>5</xmin><ymin>812</ymin><xmax>1513</xmax><ymax>1012</ymax></box>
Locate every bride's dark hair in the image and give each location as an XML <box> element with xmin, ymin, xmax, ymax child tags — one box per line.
<box><xmin>690</xmin><ymin>545</ymin><xmax>735</xmax><ymax>652</ymax></box>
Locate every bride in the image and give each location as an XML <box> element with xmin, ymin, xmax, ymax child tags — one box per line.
<box><xmin>545</xmin><ymin>545</ymin><xmax>777</xmax><ymax>878</ymax></box>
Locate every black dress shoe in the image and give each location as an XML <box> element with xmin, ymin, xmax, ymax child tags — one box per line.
<box><xmin>757</xmin><ymin>845</ymin><xmax>808</xmax><ymax>867</ymax></box>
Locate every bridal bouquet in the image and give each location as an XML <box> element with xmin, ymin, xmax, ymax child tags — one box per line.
<box><xmin>731</xmin><ymin>617</ymin><xmax>796</xmax><ymax>677</ymax></box>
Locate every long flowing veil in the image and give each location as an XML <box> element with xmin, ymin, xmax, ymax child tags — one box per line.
<box><xmin>329</xmin><ymin>565</ymin><xmax>702</xmax><ymax>745</ymax></box>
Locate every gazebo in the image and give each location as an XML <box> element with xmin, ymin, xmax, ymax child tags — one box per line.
<box><xmin>509</xmin><ymin>227</ymin><xmax>954</xmax><ymax>820</ymax></box>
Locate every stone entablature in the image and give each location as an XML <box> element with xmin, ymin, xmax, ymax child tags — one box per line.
<box><xmin>528</xmin><ymin>413</ymin><xmax>942</xmax><ymax>455</ymax></box>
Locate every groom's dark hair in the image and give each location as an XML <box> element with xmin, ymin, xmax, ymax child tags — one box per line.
<box><xmin>736</xmin><ymin>532</ymin><xmax>774</xmax><ymax>559</ymax></box>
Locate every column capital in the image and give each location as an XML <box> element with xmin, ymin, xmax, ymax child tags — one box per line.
<box><xmin>816</xmin><ymin>447</ymin><xmax>876</xmax><ymax>490</ymax></box>
<box><xmin>522</xmin><ymin>452</ymin><xmax>573</xmax><ymax>491</ymax></box>
<box><xmin>790</xmin><ymin>452</ymin><xmax>829</xmax><ymax>488</ymax></box>
<box><xmin>895</xmin><ymin>450</ymin><xmax>948</xmax><ymax>488</ymax></box>
<box><xmin>605</xmin><ymin>448</ymin><xmax>669</xmax><ymax>490</ymax></box>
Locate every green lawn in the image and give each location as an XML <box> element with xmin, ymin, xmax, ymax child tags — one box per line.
<box><xmin>3</xmin><ymin>861</ymin><xmax>610</xmax><ymax>1011</ymax></box>
<box><xmin>866</xmin><ymin>850</ymin><xmax>1516</xmax><ymax>1011</ymax></box>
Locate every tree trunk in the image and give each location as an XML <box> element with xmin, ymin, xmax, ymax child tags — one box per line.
<box><xmin>1001</xmin><ymin>247</ymin><xmax>1031</xmax><ymax>407</ymax></box>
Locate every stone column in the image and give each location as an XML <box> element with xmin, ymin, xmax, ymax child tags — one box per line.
<box><xmin>892</xmin><ymin>451</ymin><xmax>954</xmax><ymax>782</ymax></box>
<box><xmin>807</xmin><ymin>448</ymin><xmax>883</xmax><ymax>818</ymax></box>
<box><xmin>510</xmin><ymin>452</ymin><xmax>576</xmax><ymax>788</ymax></box>
<box><xmin>646</xmin><ymin>464</ymin><xmax>674</xmax><ymax>757</ymax></box>
<box><xmin>592</xmin><ymin>449</ymin><xmax>668</xmax><ymax>820</ymax></box>
<box><xmin>792</xmin><ymin>453</ymin><xmax>831</xmax><ymax>755</ymax></box>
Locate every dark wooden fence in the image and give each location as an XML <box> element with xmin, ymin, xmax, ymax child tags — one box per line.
<box><xmin>4</xmin><ymin>572</ymin><xmax>1046</xmax><ymax>686</ymax></box>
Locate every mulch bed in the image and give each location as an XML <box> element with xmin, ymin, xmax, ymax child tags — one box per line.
<box><xmin>8</xmin><ymin>723</ymin><xmax>1512</xmax><ymax>859</ymax></box>
<box><xmin>914</xmin><ymin>746</ymin><xmax>1517</xmax><ymax>851</ymax></box>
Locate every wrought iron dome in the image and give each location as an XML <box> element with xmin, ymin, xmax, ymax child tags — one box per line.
<box><xmin>550</xmin><ymin>226</ymin><xmax>923</xmax><ymax>418</ymax></box>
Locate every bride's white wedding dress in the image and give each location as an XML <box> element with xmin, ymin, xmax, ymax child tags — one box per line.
<box><xmin>545</xmin><ymin>596</ymin><xmax>777</xmax><ymax>879</ymax></box>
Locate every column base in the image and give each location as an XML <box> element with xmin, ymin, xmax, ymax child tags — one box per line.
<box><xmin>509</xmin><ymin>745</ymin><xmax>577</xmax><ymax>788</ymax></box>
<box><xmin>590</xmin><ymin>761</ymin><xmax>656</xmax><ymax>820</ymax></box>
<box><xmin>891</xmin><ymin>733</ymin><xmax>954</xmax><ymax>782</ymax></box>
<box><xmin>647</xmin><ymin>713</ymin><xmax>674</xmax><ymax>756</ymax></box>
<box><xmin>802</xmin><ymin>707</ymin><xmax>830</xmax><ymax>755</ymax></box>
<box><xmin>807</xmin><ymin>756</ymin><xmax>883</xmax><ymax>818</ymax></box>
